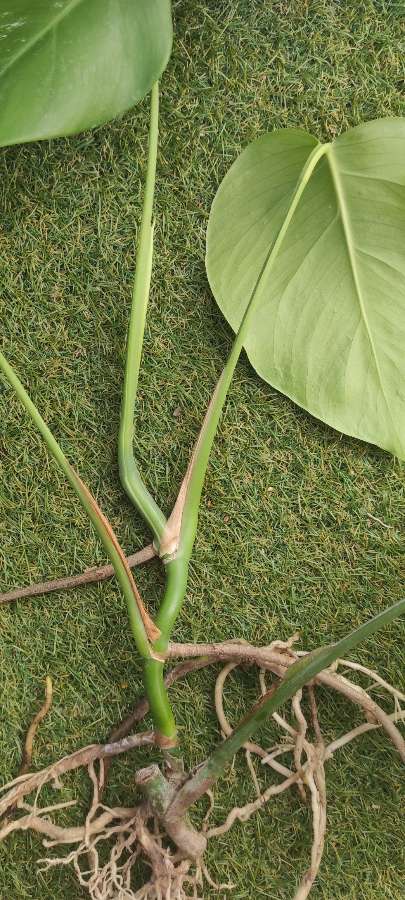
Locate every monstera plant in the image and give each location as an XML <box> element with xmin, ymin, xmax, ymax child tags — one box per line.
<box><xmin>0</xmin><ymin>3</ymin><xmax>404</xmax><ymax>899</ymax></box>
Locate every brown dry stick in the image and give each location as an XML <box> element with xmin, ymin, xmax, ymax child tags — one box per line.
<box><xmin>0</xmin><ymin>544</ymin><xmax>156</xmax><ymax>606</ymax></box>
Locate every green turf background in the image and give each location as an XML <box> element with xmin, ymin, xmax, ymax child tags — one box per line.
<box><xmin>0</xmin><ymin>1</ymin><xmax>404</xmax><ymax>897</ymax></box>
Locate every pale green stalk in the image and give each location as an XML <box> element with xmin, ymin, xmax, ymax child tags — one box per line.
<box><xmin>0</xmin><ymin>88</ymin><xmax>175</xmax><ymax>743</ymax></box>
<box><xmin>145</xmin><ymin>143</ymin><xmax>330</xmax><ymax>720</ymax></box>
<box><xmin>118</xmin><ymin>81</ymin><xmax>176</xmax><ymax>740</ymax></box>
<box><xmin>0</xmin><ymin>349</ymin><xmax>154</xmax><ymax>661</ymax></box>
<box><xmin>118</xmin><ymin>81</ymin><xmax>166</xmax><ymax>545</ymax></box>
<box><xmin>175</xmin><ymin>140</ymin><xmax>330</xmax><ymax>568</ymax></box>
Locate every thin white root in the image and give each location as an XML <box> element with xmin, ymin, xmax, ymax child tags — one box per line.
<box><xmin>169</xmin><ymin>641</ymin><xmax>405</xmax><ymax>760</ymax></box>
<box><xmin>19</xmin><ymin>799</ymin><xmax>77</xmax><ymax>817</ymax></box>
<box><xmin>325</xmin><ymin>709</ymin><xmax>405</xmax><ymax>758</ymax></box>
<box><xmin>200</xmin><ymin>860</ymin><xmax>235</xmax><ymax>891</ymax></box>
<box><xmin>214</xmin><ymin>662</ymin><xmax>294</xmax><ymax>782</ymax></box>
<box><xmin>209</xmin><ymin>652</ymin><xmax>404</xmax><ymax>899</ymax></box>
<box><xmin>294</xmin><ymin>749</ymin><xmax>326</xmax><ymax>900</ymax></box>
<box><xmin>18</xmin><ymin>677</ymin><xmax>53</xmax><ymax>777</ymax></box>
<box><xmin>326</xmin><ymin>658</ymin><xmax>405</xmax><ymax>703</ymax></box>
<box><xmin>318</xmin><ymin>670</ymin><xmax>405</xmax><ymax>759</ymax></box>
<box><xmin>0</xmin><ymin>731</ymin><xmax>155</xmax><ymax>818</ymax></box>
<box><xmin>245</xmin><ymin>750</ymin><xmax>261</xmax><ymax>799</ymax></box>
<box><xmin>202</xmin><ymin>790</ymin><xmax>215</xmax><ymax>830</ymax></box>
<box><xmin>260</xmin><ymin>746</ymin><xmax>295</xmax><ymax>779</ymax></box>
<box><xmin>292</xmin><ymin>690</ymin><xmax>308</xmax><ymax>799</ymax></box>
<box><xmin>293</xmin><ymin>687</ymin><xmax>326</xmax><ymax>900</ymax></box>
<box><xmin>206</xmin><ymin>769</ymin><xmax>301</xmax><ymax>838</ymax></box>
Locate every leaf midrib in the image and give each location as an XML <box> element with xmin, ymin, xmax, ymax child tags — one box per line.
<box><xmin>0</xmin><ymin>0</ymin><xmax>86</xmax><ymax>79</ymax></box>
<box><xmin>325</xmin><ymin>145</ymin><xmax>398</xmax><ymax>444</ymax></box>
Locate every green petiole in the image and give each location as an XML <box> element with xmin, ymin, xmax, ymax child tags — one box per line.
<box><xmin>0</xmin><ymin>349</ymin><xmax>156</xmax><ymax>662</ymax></box>
<box><xmin>143</xmin><ymin>143</ymin><xmax>331</xmax><ymax>732</ymax></box>
<box><xmin>118</xmin><ymin>81</ymin><xmax>167</xmax><ymax>547</ymax></box>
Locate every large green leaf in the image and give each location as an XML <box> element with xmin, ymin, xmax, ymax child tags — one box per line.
<box><xmin>0</xmin><ymin>0</ymin><xmax>172</xmax><ymax>147</ymax></box>
<box><xmin>206</xmin><ymin>119</ymin><xmax>405</xmax><ymax>459</ymax></box>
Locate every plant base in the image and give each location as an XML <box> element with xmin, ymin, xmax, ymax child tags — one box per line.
<box><xmin>0</xmin><ymin>640</ymin><xmax>403</xmax><ymax>900</ymax></box>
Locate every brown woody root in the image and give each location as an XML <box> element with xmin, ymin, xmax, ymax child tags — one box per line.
<box><xmin>167</xmin><ymin>640</ymin><xmax>405</xmax><ymax>761</ymax></box>
<box><xmin>0</xmin><ymin>732</ymin><xmax>156</xmax><ymax>818</ymax></box>
<box><xmin>20</xmin><ymin>677</ymin><xmax>53</xmax><ymax>777</ymax></box>
<box><xmin>0</xmin><ymin>544</ymin><xmax>156</xmax><ymax>606</ymax></box>
<box><xmin>0</xmin><ymin>646</ymin><xmax>403</xmax><ymax>900</ymax></box>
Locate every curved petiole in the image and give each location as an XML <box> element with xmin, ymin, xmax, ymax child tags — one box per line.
<box><xmin>118</xmin><ymin>81</ymin><xmax>166</xmax><ymax>546</ymax></box>
<box><xmin>145</xmin><ymin>142</ymin><xmax>330</xmax><ymax>703</ymax></box>
<box><xmin>0</xmin><ymin>350</ymin><xmax>158</xmax><ymax>660</ymax></box>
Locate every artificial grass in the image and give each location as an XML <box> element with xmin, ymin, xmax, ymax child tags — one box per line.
<box><xmin>0</xmin><ymin>0</ymin><xmax>404</xmax><ymax>896</ymax></box>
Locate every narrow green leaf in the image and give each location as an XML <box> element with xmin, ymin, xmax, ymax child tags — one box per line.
<box><xmin>0</xmin><ymin>0</ymin><xmax>172</xmax><ymax>147</ymax></box>
<box><xmin>168</xmin><ymin>598</ymin><xmax>405</xmax><ymax>815</ymax></box>
<box><xmin>219</xmin><ymin>595</ymin><xmax>405</xmax><ymax>759</ymax></box>
<box><xmin>206</xmin><ymin>119</ymin><xmax>405</xmax><ymax>459</ymax></box>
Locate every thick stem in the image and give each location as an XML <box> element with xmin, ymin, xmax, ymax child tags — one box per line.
<box><xmin>107</xmin><ymin>658</ymin><xmax>211</xmax><ymax>745</ymax></box>
<box><xmin>101</xmin><ymin>656</ymin><xmax>210</xmax><ymax>789</ymax></box>
<box><xmin>143</xmin><ymin>658</ymin><xmax>177</xmax><ymax>743</ymax></box>
<box><xmin>143</xmin><ymin>554</ymin><xmax>189</xmax><ymax>743</ymax></box>
<box><xmin>135</xmin><ymin>764</ymin><xmax>173</xmax><ymax>816</ymax></box>
<box><xmin>136</xmin><ymin>765</ymin><xmax>207</xmax><ymax>859</ymax></box>
<box><xmin>118</xmin><ymin>81</ymin><xmax>166</xmax><ymax>545</ymax></box>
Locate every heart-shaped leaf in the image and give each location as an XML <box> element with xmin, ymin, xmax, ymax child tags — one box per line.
<box><xmin>0</xmin><ymin>0</ymin><xmax>172</xmax><ymax>147</ymax></box>
<box><xmin>206</xmin><ymin>119</ymin><xmax>405</xmax><ymax>459</ymax></box>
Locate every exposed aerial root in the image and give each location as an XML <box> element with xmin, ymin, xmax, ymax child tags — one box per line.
<box><xmin>167</xmin><ymin>640</ymin><xmax>405</xmax><ymax>760</ymax></box>
<box><xmin>19</xmin><ymin>676</ymin><xmax>53</xmax><ymax>776</ymax></box>
<box><xmin>37</xmin><ymin>784</ymin><xmax>200</xmax><ymax>899</ymax></box>
<box><xmin>0</xmin><ymin>731</ymin><xmax>156</xmax><ymax>818</ymax></box>
<box><xmin>1</xmin><ymin>676</ymin><xmax>54</xmax><ymax>826</ymax></box>
<box><xmin>0</xmin><ymin>641</ymin><xmax>403</xmax><ymax>899</ymax></box>
<box><xmin>210</xmin><ymin>656</ymin><xmax>403</xmax><ymax>900</ymax></box>
<box><xmin>292</xmin><ymin>688</ymin><xmax>326</xmax><ymax>900</ymax></box>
